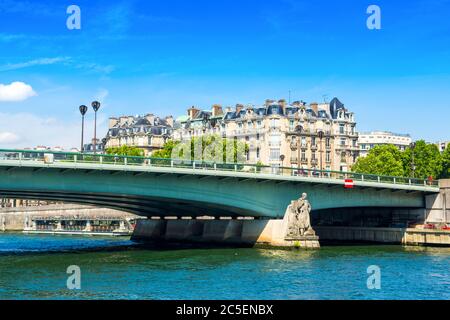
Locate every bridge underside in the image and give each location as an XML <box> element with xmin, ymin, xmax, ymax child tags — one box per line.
<box><xmin>0</xmin><ymin>189</ymin><xmax>252</xmax><ymax>217</ymax></box>
<box><xmin>312</xmin><ymin>207</ymin><xmax>426</xmax><ymax>228</ymax></box>
<box><xmin>0</xmin><ymin>165</ymin><xmax>436</xmax><ymax>219</ymax></box>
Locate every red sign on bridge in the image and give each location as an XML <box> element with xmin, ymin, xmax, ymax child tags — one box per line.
<box><xmin>344</xmin><ymin>179</ymin><xmax>354</xmax><ymax>189</ymax></box>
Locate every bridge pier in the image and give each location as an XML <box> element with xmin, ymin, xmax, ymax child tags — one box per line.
<box><xmin>132</xmin><ymin>215</ymin><xmax>320</xmax><ymax>249</ymax></box>
<box><xmin>425</xmin><ymin>179</ymin><xmax>450</xmax><ymax>224</ymax></box>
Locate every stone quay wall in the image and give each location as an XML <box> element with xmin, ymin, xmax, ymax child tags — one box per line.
<box><xmin>132</xmin><ymin>217</ymin><xmax>320</xmax><ymax>249</ymax></box>
<box><xmin>0</xmin><ymin>204</ymin><xmax>138</xmax><ymax>232</ymax></box>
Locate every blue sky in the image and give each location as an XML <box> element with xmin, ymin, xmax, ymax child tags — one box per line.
<box><xmin>0</xmin><ymin>0</ymin><xmax>449</xmax><ymax>148</ymax></box>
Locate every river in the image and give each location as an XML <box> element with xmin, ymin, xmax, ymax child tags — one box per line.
<box><xmin>0</xmin><ymin>233</ymin><xmax>449</xmax><ymax>300</ymax></box>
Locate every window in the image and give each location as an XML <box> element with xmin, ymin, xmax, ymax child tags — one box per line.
<box><xmin>301</xmin><ymin>137</ymin><xmax>307</xmax><ymax>147</ymax></box>
<box><xmin>270</xmin><ymin>148</ymin><xmax>280</xmax><ymax>161</ymax></box>
<box><xmin>301</xmin><ymin>151</ymin><xmax>306</xmax><ymax>161</ymax></box>
<box><xmin>340</xmin><ymin>138</ymin><xmax>346</xmax><ymax>146</ymax></box>
<box><xmin>256</xmin><ymin>147</ymin><xmax>260</xmax><ymax>159</ymax></box>
<box><xmin>326</xmin><ymin>151</ymin><xmax>331</xmax><ymax>162</ymax></box>
<box><xmin>289</xmin><ymin>120</ymin><xmax>294</xmax><ymax>130</ymax></box>
<box><xmin>311</xmin><ymin>137</ymin><xmax>316</xmax><ymax>146</ymax></box>
<box><xmin>339</xmin><ymin>124</ymin><xmax>345</xmax><ymax>134</ymax></box>
<box><xmin>311</xmin><ymin>152</ymin><xmax>316</xmax><ymax>160</ymax></box>
<box><xmin>270</xmin><ymin>134</ymin><xmax>281</xmax><ymax>146</ymax></box>
<box><xmin>326</xmin><ymin>137</ymin><xmax>330</xmax><ymax>147</ymax></box>
<box><xmin>270</xmin><ymin>118</ymin><xmax>279</xmax><ymax>128</ymax></box>
<box><xmin>257</xmin><ymin>133</ymin><xmax>260</xmax><ymax>141</ymax></box>
<box><xmin>257</xmin><ymin>120</ymin><xmax>262</xmax><ymax>128</ymax></box>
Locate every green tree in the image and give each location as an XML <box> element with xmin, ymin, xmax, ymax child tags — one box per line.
<box><xmin>403</xmin><ymin>140</ymin><xmax>442</xmax><ymax>179</ymax></box>
<box><xmin>152</xmin><ymin>140</ymin><xmax>180</xmax><ymax>159</ymax></box>
<box><xmin>352</xmin><ymin>144</ymin><xmax>405</xmax><ymax>176</ymax></box>
<box><xmin>105</xmin><ymin>145</ymin><xmax>144</xmax><ymax>157</ymax></box>
<box><xmin>440</xmin><ymin>144</ymin><xmax>450</xmax><ymax>179</ymax></box>
<box><xmin>151</xmin><ymin>135</ymin><xmax>249</xmax><ymax>164</ymax></box>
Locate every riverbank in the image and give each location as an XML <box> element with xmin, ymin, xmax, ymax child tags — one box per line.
<box><xmin>316</xmin><ymin>226</ymin><xmax>450</xmax><ymax>247</ymax></box>
<box><xmin>0</xmin><ymin>204</ymin><xmax>140</xmax><ymax>236</ymax></box>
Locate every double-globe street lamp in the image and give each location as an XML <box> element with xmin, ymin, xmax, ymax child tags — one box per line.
<box><xmin>79</xmin><ymin>101</ymin><xmax>101</xmax><ymax>154</ymax></box>
<box><xmin>91</xmin><ymin>101</ymin><xmax>101</xmax><ymax>154</ymax></box>
<box><xmin>79</xmin><ymin>105</ymin><xmax>88</xmax><ymax>153</ymax></box>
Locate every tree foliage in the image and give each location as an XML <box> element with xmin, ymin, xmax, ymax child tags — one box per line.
<box><xmin>441</xmin><ymin>144</ymin><xmax>450</xmax><ymax>179</ymax></box>
<box><xmin>152</xmin><ymin>135</ymin><xmax>249</xmax><ymax>163</ymax></box>
<box><xmin>105</xmin><ymin>145</ymin><xmax>144</xmax><ymax>157</ymax></box>
<box><xmin>352</xmin><ymin>145</ymin><xmax>405</xmax><ymax>177</ymax></box>
<box><xmin>353</xmin><ymin>140</ymin><xmax>446</xmax><ymax>179</ymax></box>
<box><xmin>402</xmin><ymin>140</ymin><xmax>442</xmax><ymax>179</ymax></box>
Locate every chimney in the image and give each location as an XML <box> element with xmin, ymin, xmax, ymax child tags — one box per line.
<box><xmin>310</xmin><ymin>102</ymin><xmax>319</xmax><ymax>115</ymax></box>
<box><xmin>145</xmin><ymin>113</ymin><xmax>155</xmax><ymax>125</ymax></box>
<box><xmin>108</xmin><ymin>117</ymin><xmax>119</xmax><ymax>128</ymax></box>
<box><xmin>165</xmin><ymin>115</ymin><xmax>174</xmax><ymax>127</ymax></box>
<box><xmin>265</xmin><ymin>99</ymin><xmax>275</xmax><ymax>106</ymax></box>
<box><xmin>235</xmin><ymin>104</ymin><xmax>244</xmax><ymax>114</ymax></box>
<box><xmin>211</xmin><ymin>104</ymin><xmax>223</xmax><ymax>117</ymax></box>
<box><xmin>188</xmin><ymin>106</ymin><xmax>200</xmax><ymax>119</ymax></box>
<box><xmin>278</xmin><ymin>99</ymin><xmax>287</xmax><ymax>112</ymax></box>
<box><xmin>119</xmin><ymin>116</ymin><xmax>128</xmax><ymax>126</ymax></box>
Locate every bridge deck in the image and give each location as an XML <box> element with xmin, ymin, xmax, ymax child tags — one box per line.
<box><xmin>0</xmin><ymin>157</ymin><xmax>439</xmax><ymax>194</ymax></box>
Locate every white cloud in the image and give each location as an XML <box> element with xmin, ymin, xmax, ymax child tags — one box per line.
<box><xmin>94</xmin><ymin>88</ymin><xmax>109</xmax><ymax>104</ymax></box>
<box><xmin>0</xmin><ymin>82</ymin><xmax>37</xmax><ymax>102</ymax></box>
<box><xmin>0</xmin><ymin>132</ymin><xmax>20</xmax><ymax>144</ymax></box>
<box><xmin>0</xmin><ymin>57</ymin><xmax>70</xmax><ymax>72</ymax></box>
<box><xmin>0</xmin><ymin>112</ymin><xmax>107</xmax><ymax>150</ymax></box>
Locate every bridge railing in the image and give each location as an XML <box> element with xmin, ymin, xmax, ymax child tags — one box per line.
<box><xmin>0</xmin><ymin>149</ymin><xmax>439</xmax><ymax>188</ymax></box>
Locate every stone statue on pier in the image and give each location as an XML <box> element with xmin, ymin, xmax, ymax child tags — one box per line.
<box><xmin>286</xmin><ymin>193</ymin><xmax>315</xmax><ymax>238</ymax></box>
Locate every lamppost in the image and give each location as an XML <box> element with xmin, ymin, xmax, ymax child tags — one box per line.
<box><xmin>318</xmin><ymin>130</ymin><xmax>324</xmax><ymax>176</ymax></box>
<box><xmin>295</xmin><ymin>125</ymin><xmax>303</xmax><ymax>175</ymax></box>
<box><xmin>79</xmin><ymin>105</ymin><xmax>88</xmax><ymax>153</ymax></box>
<box><xmin>280</xmin><ymin>154</ymin><xmax>285</xmax><ymax>171</ymax></box>
<box><xmin>410</xmin><ymin>142</ymin><xmax>416</xmax><ymax>178</ymax></box>
<box><xmin>91</xmin><ymin>101</ymin><xmax>101</xmax><ymax>154</ymax></box>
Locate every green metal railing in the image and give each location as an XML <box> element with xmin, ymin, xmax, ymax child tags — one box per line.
<box><xmin>0</xmin><ymin>149</ymin><xmax>439</xmax><ymax>188</ymax></box>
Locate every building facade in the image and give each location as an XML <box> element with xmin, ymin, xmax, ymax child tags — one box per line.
<box><xmin>436</xmin><ymin>141</ymin><xmax>450</xmax><ymax>153</ymax></box>
<box><xmin>84</xmin><ymin>138</ymin><xmax>105</xmax><ymax>153</ymax></box>
<box><xmin>173</xmin><ymin>97</ymin><xmax>359</xmax><ymax>172</ymax></box>
<box><xmin>358</xmin><ymin>131</ymin><xmax>412</xmax><ymax>157</ymax></box>
<box><xmin>104</xmin><ymin>114</ymin><xmax>174</xmax><ymax>156</ymax></box>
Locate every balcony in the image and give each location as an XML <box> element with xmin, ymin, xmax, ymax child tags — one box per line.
<box><xmin>335</xmin><ymin>130</ymin><xmax>358</xmax><ymax>137</ymax></box>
